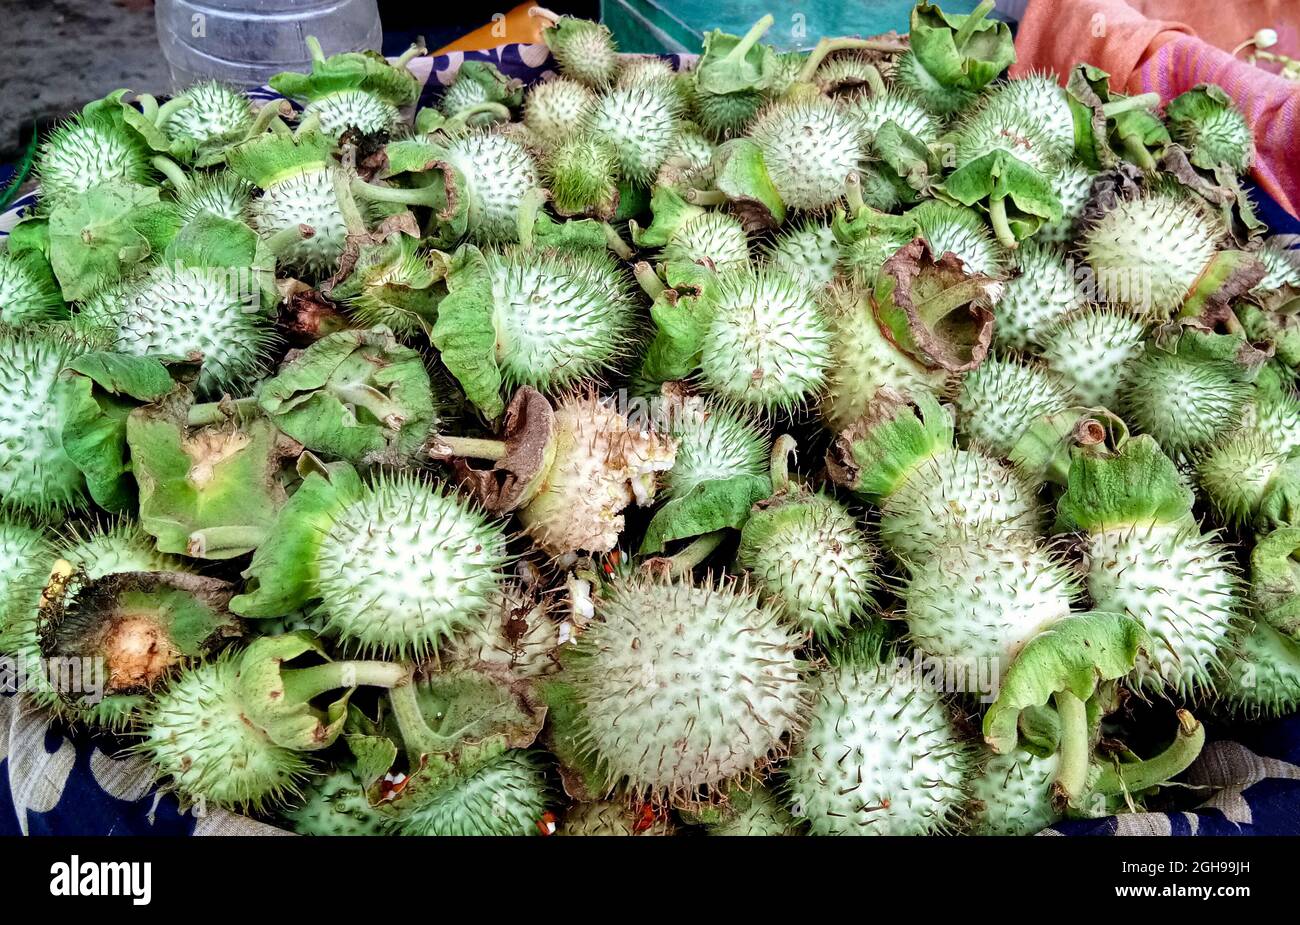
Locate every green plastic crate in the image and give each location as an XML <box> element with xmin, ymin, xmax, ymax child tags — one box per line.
<box><xmin>601</xmin><ymin>0</ymin><xmax>982</xmax><ymax>54</ymax></box>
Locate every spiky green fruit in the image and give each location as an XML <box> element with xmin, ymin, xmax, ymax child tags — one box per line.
<box><xmin>955</xmin><ymin>357</ymin><xmax>1071</xmax><ymax>458</ymax></box>
<box><xmin>843</xmin><ymin>88</ymin><xmax>939</xmax><ymax>144</ymax></box>
<box><xmin>766</xmin><ymin>221</ymin><xmax>840</xmax><ymax>290</ymax></box>
<box><xmin>159</xmin><ymin>81</ymin><xmax>254</xmax><ymax>158</ymax></box>
<box><xmin>953</xmin><ymin>89</ymin><xmax>1068</xmax><ymax>173</ymax></box>
<box><xmin>692</xmin><ymin>85</ymin><xmax>766</xmax><ymax>138</ymax></box>
<box><xmin>894</xmin><ymin>50</ymin><xmax>977</xmax><ymax>115</ymax></box>
<box><xmin>284</xmin><ymin>767</ymin><xmax>387</xmax><ymax>836</ymax></box>
<box><xmin>829</xmin><ymin>395</ymin><xmax>1042</xmax><ymax>562</ymax></box>
<box><xmin>59</xmin><ymin>518</ymin><xmax>185</xmax><ymax>578</ymax></box>
<box><xmin>1038</xmin><ymin>309</ymin><xmax>1146</xmax><ymax>409</ymax></box>
<box><xmin>485</xmin><ymin>247</ymin><xmax>635</xmax><ymax>391</ymax></box>
<box><xmin>305</xmin><ymin>90</ymin><xmax>400</xmax><ymax>139</ymax></box>
<box><xmin>903</xmin><ymin>533</ymin><xmax>1075</xmax><ymax>687</ymax></box>
<box><xmin>1247</xmin><ymin>392</ymin><xmax>1300</xmax><ymax>456</ymax></box>
<box><xmin>1083</xmin><ymin>191</ymin><xmax>1221</xmax><ymax>319</ymax></box>
<box><xmin>655</xmin><ymin>125</ymin><xmax>715</xmax><ymax>188</ymax></box>
<box><xmin>618</xmin><ymin>56</ymin><xmax>678</xmax><ymax>89</ymax></box>
<box><xmin>820</xmin><ymin>285</ymin><xmax>946</xmax><ymax>433</ymax></box>
<box><xmin>698</xmin><ymin>267</ymin><xmax>832</xmax><ymax>413</ymax></box>
<box><xmin>141</xmin><ymin>657</ymin><xmax>310</xmax><ymax>811</ymax></box>
<box><xmin>785</xmin><ymin>652</ymin><xmax>970</xmax><ymax>835</ymax></box>
<box><xmin>1036</xmin><ymin>162</ymin><xmax>1095</xmax><ymax>244</ymax></box>
<box><xmin>334</xmin><ymin>234</ymin><xmax>439</xmax><ymax>335</ymax></box>
<box><xmin>986</xmin><ymin>75</ymin><xmax>1075</xmax><ymax>152</ymax></box>
<box><xmin>1220</xmin><ymin>620</ymin><xmax>1300</xmax><ymax>718</ymax></box>
<box><xmin>0</xmin><ymin>250</ymin><xmax>65</xmax><ymax>326</ymax></box>
<box><xmin>664</xmin><ymin>395</ymin><xmax>768</xmax><ymax>500</ymax></box>
<box><xmin>94</xmin><ymin>265</ymin><xmax>274</xmax><ymax>397</ymax></box>
<box><xmin>443</xmin><ymin>131</ymin><xmax>540</xmax><ymax>242</ymax></box>
<box><xmin>38</xmin><ymin>110</ymin><xmax>152</xmax><ymax>201</ymax></box>
<box><xmin>1253</xmin><ymin>238</ymin><xmax>1300</xmax><ymax>295</ymax></box>
<box><xmin>661</xmin><ymin>212</ymin><xmax>750</xmax><ymax>272</ymax></box>
<box><xmin>518</xmin><ymin>394</ymin><xmax>676</xmax><ymax>556</ymax></box>
<box><xmin>970</xmin><ymin>748</ymin><xmax>1060</xmax><ymax>836</ymax></box>
<box><xmin>909</xmin><ymin>201</ymin><xmax>1005</xmax><ymax>276</ymax></box>
<box><xmin>748</xmin><ymin>98</ymin><xmax>863</xmax><ymax>210</ymax></box>
<box><xmin>542</xmin><ymin>134</ymin><xmax>619</xmax><ymax>218</ymax></box>
<box><xmin>1057</xmin><ymin>437</ymin><xmax>1244</xmax><ymax>696</ymax></box>
<box><xmin>1166</xmin><ymin>84</ymin><xmax>1255</xmax><ymax>173</ymax></box>
<box><xmin>584</xmin><ymin>83</ymin><xmax>681</xmax><ymax>185</ymax></box>
<box><xmin>395</xmin><ymin>751</ymin><xmax>550</xmax><ymax>836</ymax></box>
<box><xmin>249</xmin><ymin>166</ymin><xmax>348</xmax><ymax>277</ymax></box>
<box><xmin>1196</xmin><ymin>429</ymin><xmax>1291</xmax><ymax>526</ymax></box>
<box><xmin>701</xmin><ymin>785</ymin><xmax>802</xmax><ymax>835</ymax></box>
<box><xmin>444</xmin><ymin>582</ymin><xmax>561</xmax><ymax>679</ymax></box>
<box><xmin>736</xmin><ymin>490</ymin><xmax>877</xmax><ymax>640</ymax></box>
<box><xmin>315</xmin><ymin>474</ymin><xmax>507</xmax><ymax>657</ymax></box>
<box><xmin>0</xmin><ymin>517</ymin><xmax>50</xmax><ymax>636</ymax></box>
<box><xmin>174</xmin><ymin>171</ymin><xmax>253</xmax><ymax>224</ymax></box>
<box><xmin>0</xmin><ymin>328</ymin><xmax>87</xmax><ymax>511</ymax></box>
<box><xmin>992</xmin><ymin>241</ymin><xmax>1083</xmax><ymax>351</ymax></box>
<box><xmin>524</xmin><ymin>77</ymin><xmax>596</xmax><ymax>148</ymax></box>
<box><xmin>542</xmin><ymin>16</ymin><xmax>619</xmax><ymax>89</ymax></box>
<box><xmin>559</xmin><ymin>800</ymin><xmax>675</xmax><ymax>836</ymax></box>
<box><xmin>1119</xmin><ymin>334</ymin><xmax>1253</xmax><ymax>461</ymax></box>
<box><xmin>564</xmin><ymin>575</ymin><xmax>806</xmax><ymax>800</ymax></box>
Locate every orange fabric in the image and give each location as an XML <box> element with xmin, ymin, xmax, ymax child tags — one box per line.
<box><xmin>433</xmin><ymin>3</ymin><xmax>545</xmax><ymax>54</ymax></box>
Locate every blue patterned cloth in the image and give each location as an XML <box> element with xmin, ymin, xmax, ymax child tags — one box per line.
<box><xmin>3</xmin><ymin>41</ymin><xmax>1300</xmax><ymax>837</ymax></box>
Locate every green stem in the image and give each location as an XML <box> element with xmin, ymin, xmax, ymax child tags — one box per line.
<box><xmin>516</xmin><ymin>187</ymin><xmax>549</xmax><ymax>251</ymax></box>
<box><xmin>394</xmin><ymin>41</ymin><xmax>426</xmax><ymax>69</ymax></box>
<box><xmin>264</xmin><ymin>222</ymin><xmax>315</xmax><ymax>256</ymax></box>
<box><xmin>726</xmin><ymin>15</ymin><xmax>774</xmax><ymax>64</ymax></box>
<box><xmin>250</xmin><ymin>99</ymin><xmax>291</xmax><ymax>137</ymax></box>
<box><xmin>351</xmin><ymin>177</ymin><xmax>439</xmax><ymax>209</ymax></box>
<box><xmin>1053</xmin><ymin>690</ymin><xmax>1090</xmax><ymax>807</ymax></box>
<box><xmin>602</xmin><ymin>222</ymin><xmax>634</xmax><ymax>260</ymax></box>
<box><xmin>186</xmin><ymin>397</ymin><xmax>259</xmax><ymax>426</ymax></box>
<box><xmin>633</xmin><ymin>261</ymin><xmax>665</xmax><ymax>299</ymax></box>
<box><xmin>151</xmin><ymin>156</ymin><xmax>191</xmax><ymax>194</ymax></box>
<box><xmin>332</xmin><ymin>170</ymin><xmax>370</xmax><ymax>237</ymax></box>
<box><xmin>334</xmin><ymin>382</ymin><xmax>404</xmax><ymax>425</ymax></box>
<box><xmin>797</xmin><ymin>36</ymin><xmax>909</xmax><ymax>84</ymax></box>
<box><xmin>306</xmin><ymin>35</ymin><xmax>327</xmax><ymax>68</ymax></box>
<box><xmin>136</xmin><ymin>94</ymin><xmax>160</xmax><ymax>122</ymax></box>
<box><xmin>769</xmin><ymin>434</ymin><xmax>797</xmax><ymax>493</ymax></box>
<box><xmin>1095</xmin><ymin>711</ymin><xmax>1206</xmax><ymax>796</ymax></box>
<box><xmin>684</xmin><ymin>188</ymin><xmax>726</xmax><ymax>206</ymax></box>
<box><xmin>269</xmin><ymin>116</ymin><xmax>294</xmax><ymax>137</ymax></box>
<box><xmin>1120</xmin><ymin>133</ymin><xmax>1157</xmax><ymax>172</ymax></box>
<box><xmin>281</xmin><ymin>660</ymin><xmax>408</xmax><ymax>703</ymax></box>
<box><xmin>844</xmin><ymin>171</ymin><xmax>865</xmax><ymax>213</ymax></box>
<box><xmin>430</xmin><ymin>435</ymin><xmax>509</xmax><ymax>461</ymax></box>
<box><xmin>1101</xmin><ymin>93</ymin><xmax>1161</xmax><ymax>118</ymax></box>
<box><xmin>155</xmin><ymin>96</ymin><xmax>192</xmax><ymax>126</ymax></box>
<box><xmin>186</xmin><ymin>525</ymin><xmax>269</xmax><ymax>558</ymax></box>
<box><xmin>663</xmin><ymin>531</ymin><xmax>726</xmax><ymax>578</ymax></box>
<box><xmin>388</xmin><ymin>680</ymin><xmax>455</xmax><ymax>762</ymax></box>
<box><xmin>445</xmin><ymin>101</ymin><xmax>511</xmax><ymax>131</ymax></box>
<box><xmin>954</xmin><ymin>0</ymin><xmax>996</xmax><ymax>50</ymax></box>
<box><xmin>988</xmin><ymin>196</ymin><xmax>1019</xmax><ymax>249</ymax></box>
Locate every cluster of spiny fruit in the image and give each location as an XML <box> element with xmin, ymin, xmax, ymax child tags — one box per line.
<box><xmin>0</xmin><ymin>1</ymin><xmax>1298</xmax><ymax>836</ymax></box>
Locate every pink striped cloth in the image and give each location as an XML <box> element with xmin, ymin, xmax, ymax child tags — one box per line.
<box><xmin>1010</xmin><ymin>0</ymin><xmax>1300</xmax><ymax>219</ymax></box>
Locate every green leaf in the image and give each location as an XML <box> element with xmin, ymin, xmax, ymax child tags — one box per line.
<box><xmin>47</xmin><ymin>182</ymin><xmax>181</xmax><ymax>301</ymax></box>
<box><xmin>59</xmin><ymin>353</ymin><xmax>176</xmax><ymax>512</ymax></box>
<box><xmin>230</xmin><ymin>457</ymin><xmax>364</xmax><ymax>618</ymax></box>
<box><xmin>630</xmin><ymin>186</ymin><xmax>706</xmax><ymax>249</ymax></box>
<box><xmin>539</xmin><ymin>675</ymin><xmax>611</xmax><ymax>802</ymax></box>
<box><xmin>258</xmin><ymin>327</ymin><xmax>436</xmax><ymax>465</ymax></box>
<box><xmin>712</xmin><ymin>138</ymin><xmax>785</xmax><ymax>229</ymax></box>
<box><xmin>873</xmin><ymin>121</ymin><xmax>942</xmax><ymax>197</ymax></box>
<box><xmin>127</xmin><ymin>389</ymin><xmax>295</xmax><ymax>559</ymax></box>
<box><xmin>942</xmin><ymin>149</ymin><xmax>1061</xmax><ymax>242</ymax></box>
<box><xmin>635</xmin><ymin>262</ymin><xmax>721</xmax><ymax>388</ymax></box>
<box><xmin>236</xmin><ymin>633</ymin><xmax>351</xmax><ymax>752</ymax></box>
<box><xmin>639</xmin><ymin>473</ymin><xmax>770</xmax><ymax>554</ymax></box>
<box><xmin>1054</xmin><ymin>435</ymin><xmax>1193</xmax><ymax>534</ymax></box>
<box><xmin>1250</xmin><ymin>527</ymin><xmax>1300</xmax><ymax>643</ymax></box>
<box><xmin>694</xmin><ymin>17</ymin><xmax>782</xmax><ymax>97</ymax></box>
<box><xmin>429</xmin><ymin>245</ymin><xmax>504</xmax><ymax>419</ymax></box>
<box><xmin>983</xmin><ymin>612</ymin><xmax>1149</xmax><ymax>754</ymax></box>
<box><xmin>909</xmin><ymin>0</ymin><xmax>1015</xmax><ymax>93</ymax></box>
<box><xmin>269</xmin><ymin>45</ymin><xmax>419</xmax><ymax>107</ymax></box>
